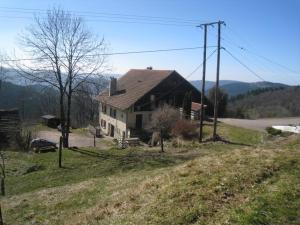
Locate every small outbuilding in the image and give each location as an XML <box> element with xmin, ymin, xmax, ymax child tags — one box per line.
<box><xmin>41</xmin><ymin>115</ymin><xmax>60</xmax><ymax>128</ymax></box>
<box><xmin>191</xmin><ymin>102</ymin><xmax>207</xmax><ymax>120</ymax></box>
<box><xmin>0</xmin><ymin>108</ymin><xmax>21</xmax><ymax>148</ymax></box>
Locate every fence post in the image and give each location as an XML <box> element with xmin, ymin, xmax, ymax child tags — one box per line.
<box><xmin>59</xmin><ymin>136</ymin><xmax>62</xmax><ymax>168</ymax></box>
<box><xmin>94</xmin><ymin>135</ymin><xmax>96</xmax><ymax>147</ymax></box>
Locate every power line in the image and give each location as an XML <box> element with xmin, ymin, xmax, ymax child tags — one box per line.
<box><xmin>0</xmin><ymin>6</ymin><xmax>201</xmax><ymax>23</ymax></box>
<box><xmin>0</xmin><ymin>15</ymin><xmax>197</xmax><ymax>27</ymax></box>
<box><xmin>222</xmin><ymin>38</ymin><xmax>300</xmax><ymax>89</ymax></box>
<box><xmin>0</xmin><ymin>7</ymin><xmax>204</xmax><ymax>26</ymax></box>
<box><xmin>1</xmin><ymin>46</ymin><xmax>216</xmax><ymax>62</ymax></box>
<box><xmin>225</xmin><ymin>26</ymin><xmax>300</xmax><ymax>75</ymax></box>
<box><xmin>0</xmin><ymin>15</ymin><xmax>198</xmax><ymax>27</ymax></box>
<box><xmin>224</xmin><ymin>48</ymin><xmax>266</xmax><ymax>82</ymax></box>
<box><xmin>222</xmin><ymin>36</ymin><xmax>300</xmax><ymax>79</ymax></box>
<box><xmin>243</xmin><ymin>49</ymin><xmax>300</xmax><ymax>75</ymax></box>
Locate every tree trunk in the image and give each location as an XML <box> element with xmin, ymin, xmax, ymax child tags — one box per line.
<box><xmin>0</xmin><ymin>177</ymin><xmax>5</xmax><ymax>196</ymax></box>
<box><xmin>65</xmin><ymin>82</ymin><xmax>72</xmax><ymax>148</ymax></box>
<box><xmin>58</xmin><ymin>136</ymin><xmax>62</xmax><ymax>168</ymax></box>
<box><xmin>160</xmin><ymin>129</ymin><xmax>164</xmax><ymax>153</ymax></box>
<box><xmin>59</xmin><ymin>91</ymin><xmax>67</xmax><ymax>147</ymax></box>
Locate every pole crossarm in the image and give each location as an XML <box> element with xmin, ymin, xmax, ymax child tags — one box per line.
<box><xmin>197</xmin><ymin>21</ymin><xmax>225</xmax><ymax>29</ymax></box>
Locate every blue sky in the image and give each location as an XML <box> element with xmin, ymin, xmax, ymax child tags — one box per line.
<box><xmin>0</xmin><ymin>0</ymin><xmax>299</xmax><ymax>84</ymax></box>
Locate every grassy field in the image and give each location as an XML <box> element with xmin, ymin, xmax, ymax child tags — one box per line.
<box><xmin>1</xmin><ymin>123</ymin><xmax>299</xmax><ymax>225</ymax></box>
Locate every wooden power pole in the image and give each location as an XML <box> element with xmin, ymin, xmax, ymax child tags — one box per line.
<box><xmin>198</xmin><ymin>24</ymin><xmax>208</xmax><ymax>142</ymax></box>
<box><xmin>197</xmin><ymin>21</ymin><xmax>224</xmax><ymax>142</ymax></box>
<box><xmin>213</xmin><ymin>21</ymin><xmax>225</xmax><ymax>141</ymax></box>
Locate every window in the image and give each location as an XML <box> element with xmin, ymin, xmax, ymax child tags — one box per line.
<box><xmin>101</xmin><ymin>119</ymin><xmax>106</xmax><ymax>129</ymax></box>
<box><xmin>110</xmin><ymin>108</ymin><xmax>116</xmax><ymax>118</ymax></box>
<box><xmin>150</xmin><ymin>95</ymin><xmax>155</xmax><ymax>110</ymax></box>
<box><xmin>101</xmin><ymin>104</ymin><xmax>107</xmax><ymax>114</ymax></box>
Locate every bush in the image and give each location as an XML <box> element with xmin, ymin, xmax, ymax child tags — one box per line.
<box><xmin>172</xmin><ymin>119</ymin><xmax>198</xmax><ymax>140</ymax></box>
<box><xmin>16</xmin><ymin>126</ymin><xmax>37</xmax><ymax>151</ymax></box>
<box><xmin>266</xmin><ymin>127</ymin><xmax>282</xmax><ymax>136</ymax></box>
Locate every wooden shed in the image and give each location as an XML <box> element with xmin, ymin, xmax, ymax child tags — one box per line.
<box><xmin>41</xmin><ymin>115</ymin><xmax>60</xmax><ymax>128</ymax></box>
<box><xmin>0</xmin><ymin>109</ymin><xmax>21</xmax><ymax>148</ymax></box>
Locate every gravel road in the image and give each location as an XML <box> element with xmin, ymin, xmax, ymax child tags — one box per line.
<box><xmin>38</xmin><ymin>130</ymin><xmax>110</xmax><ymax>148</ymax></box>
<box><xmin>219</xmin><ymin>117</ymin><xmax>300</xmax><ymax>132</ymax></box>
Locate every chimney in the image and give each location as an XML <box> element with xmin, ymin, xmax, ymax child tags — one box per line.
<box><xmin>109</xmin><ymin>77</ymin><xmax>117</xmax><ymax>96</ymax></box>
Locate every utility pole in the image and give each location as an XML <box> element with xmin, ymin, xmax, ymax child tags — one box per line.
<box><xmin>198</xmin><ymin>24</ymin><xmax>208</xmax><ymax>142</ymax></box>
<box><xmin>197</xmin><ymin>21</ymin><xmax>221</xmax><ymax>142</ymax></box>
<box><xmin>213</xmin><ymin>21</ymin><xmax>225</xmax><ymax>141</ymax></box>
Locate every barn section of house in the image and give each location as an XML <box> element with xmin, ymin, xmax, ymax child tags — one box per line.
<box><xmin>96</xmin><ymin>68</ymin><xmax>201</xmax><ymax>139</ymax></box>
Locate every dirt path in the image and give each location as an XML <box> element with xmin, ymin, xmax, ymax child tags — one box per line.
<box><xmin>38</xmin><ymin>130</ymin><xmax>111</xmax><ymax>148</ymax></box>
<box><xmin>219</xmin><ymin>117</ymin><xmax>300</xmax><ymax>131</ymax></box>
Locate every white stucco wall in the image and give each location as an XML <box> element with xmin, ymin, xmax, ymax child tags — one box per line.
<box><xmin>99</xmin><ymin>103</ymin><xmax>128</xmax><ymax>138</ymax></box>
<box><xmin>99</xmin><ymin>104</ymin><xmax>153</xmax><ymax>138</ymax></box>
<box><xmin>127</xmin><ymin>108</ymin><xmax>153</xmax><ymax>129</ymax></box>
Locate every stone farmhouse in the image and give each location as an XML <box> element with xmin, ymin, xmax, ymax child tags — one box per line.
<box><xmin>97</xmin><ymin>68</ymin><xmax>201</xmax><ymax>139</ymax></box>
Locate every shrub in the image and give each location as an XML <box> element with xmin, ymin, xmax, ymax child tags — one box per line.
<box><xmin>16</xmin><ymin>126</ymin><xmax>37</xmax><ymax>151</ymax></box>
<box><xmin>266</xmin><ymin>127</ymin><xmax>282</xmax><ymax>136</ymax></box>
<box><xmin>172</xmin><ymin>119</ymin><xmax>198</xmax><ymax>140</ymax></box>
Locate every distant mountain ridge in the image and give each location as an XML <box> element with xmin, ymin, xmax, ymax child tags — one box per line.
<box><xmin>190</xmin><ymin>80</ymin><xmax>289</xmax><ymax>96</ymax></box>
<box><xmin>227</xmin><ymin>86</ymin><xmax>300</xmax><ymax>118</ymax></box>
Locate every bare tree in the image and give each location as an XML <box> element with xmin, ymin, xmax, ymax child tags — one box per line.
<box><xmin>148</xmin><ymin>104</ymin><xmax>180</xmax><ymax>152</ymax></box>
<box><xmin>14</xmin><ymin>7</ymin><xmax>107</xmax><ymax>147</ymax></box>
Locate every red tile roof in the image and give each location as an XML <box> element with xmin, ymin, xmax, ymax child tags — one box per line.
<box><xmin>191</xmin><ymin>102</ymin><xmax>207</xmax><ymax>111</ymax></box>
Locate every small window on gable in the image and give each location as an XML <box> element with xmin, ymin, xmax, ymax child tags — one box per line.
<box><xmin>102</xmin><ymin>104</ymin><xmax>107</xmax><ymax>114</ymax></box>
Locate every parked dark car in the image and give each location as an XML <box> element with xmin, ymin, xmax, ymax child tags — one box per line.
<box><xmin>30</xmin><ymin>139</ymin><xmax>57</xmax><ymax>153</ymax></box>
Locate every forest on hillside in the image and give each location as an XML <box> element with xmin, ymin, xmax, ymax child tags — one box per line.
<box><xmin>0</xmin><ymin>79</ymin><xmax>108</xmax><ymax>127</ymax></box>
<box><xmin>227</xmin><ymin>86</ymin><xmax>300</xmax><ymax>119</ymax></box>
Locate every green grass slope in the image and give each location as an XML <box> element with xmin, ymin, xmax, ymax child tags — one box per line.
<box><xmin>1</xmin><ymin>124</ymin><xmax>299</xmax><ymax>225</ymax></box>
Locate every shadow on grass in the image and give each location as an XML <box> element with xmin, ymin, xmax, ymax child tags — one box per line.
<box><xmin>203</xmin><ymin>134</ymin><xmax>253</xmax><ymax>147</ymax></box>
<box><xmin>67</xmin><ymin>146</ymin><xmax>198</xmax><ymax>172</ymax></box>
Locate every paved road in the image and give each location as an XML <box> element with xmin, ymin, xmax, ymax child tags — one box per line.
<box><xmin>219</xmin><ymin>117</ymin><xmax>300</xmax><ymax>132</ymax></box>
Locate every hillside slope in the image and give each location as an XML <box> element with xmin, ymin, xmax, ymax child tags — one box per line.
<box><xmin>2</xmin><ymin>124</ymin><xmax>300</xmax><ymax>225</ymax></box>
<box><xmin>0</xmin><ymin>81</ymin><xmax>49</xmax><ymax>119</ymax></box>
<box><xmin>190</xmin><ymin>80</ymin><xmax>289</xmax><ymax>97</ymax></box>
<box><xmin>221</xmin><ymin>81</ymin><xmax>288</xmax><ymax>97</ymax></box>
<box><xmin>190</xmin><ymin>80</ymin><xmax>239</xmax><ymax>92</ymax></box>
<box><xmin>228</xmin><ymin>86</ymin><xmax>300</xmax><ymax>118</ymax></box>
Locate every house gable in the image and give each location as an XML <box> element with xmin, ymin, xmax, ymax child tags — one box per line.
<box><xmin>133</xmin><ymin>71</ymin><xmax>201</xmax><ymax>111</ymax></box>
